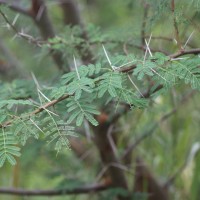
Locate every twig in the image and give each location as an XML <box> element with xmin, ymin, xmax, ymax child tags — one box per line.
<box><xmin>145</xmin><ymin>35</ymin><xmax>194</xmax><ymax>48</ymax></box>
<box><xmin>96</xmin><ymin>162</ymin><xmax>131</xmax><ymax>182</ymax></box>
<box><xmin>171</xmin><ymin>0</ymin><xmax>182</xmax><ymax>50</ymax></box>
<box><xmin>107</xmin><ymin>125</ymin><xmax>118</xmax><ymax>157</ymax></box>
<box><xmin>0</xmin><ymin>9</ymin><xmax>43</xmax><ymax>47</ymax></box>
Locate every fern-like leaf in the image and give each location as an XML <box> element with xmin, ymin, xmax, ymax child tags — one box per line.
<box><xmin>97</xmin><ymin>71</ymin><xmax>123</xmax><ymax>98</ymax></box>
<box><xmin>66</xmin><ymin>77</ymin><xmax>95</xmax><ymax>100</ymax></box>
<box><xmin>118</xmin><ymin>88</ymin><xmax>148</xmax><ymax>108</ymax></box>
<box><xmin>133</xmin><ymin>61</ymin><xmax>155</xmax><ymax>80</ymax></box>
<box><xmin>61</xmin><ymin>63</ymin><xmax>101</xmax><ymax>85</ymax></box>
<box><xmin>12</xmin><ymin>117</ymin><xmax>40</xmax><ymax>145</ymax></box>
<box><xmin>172</xmin><ymin>58</ymin><xmax>200</xmax><ymax>90</ymax></box>
<box><xmin>66</xmin><ymin>97</ymin><xmax>100</xmax><ymax>126</ymax></box>
<box><xmin>0</xmin><ymin>99</ymin><xmax>33</xmax><ymax>109</ymax></box>
<box><xmin>50</xmin><ymin>86</ymin><xmax>67</xmax><ymax>99</ymax></box>
<box><xmin>42</xmin><ymin>116</ymin><xmax>77</xmax><ymax>152</ymax></box>
<box><xmin>0</xmin><ymin>128</ymin><xmax>21</xmax><ymax>167</ymax></box>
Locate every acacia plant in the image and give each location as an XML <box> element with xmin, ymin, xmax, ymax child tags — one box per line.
<box><xmin>0</xmin><ymin>0</ymin><xmax>200</xmax><ymax>200</ymax></box>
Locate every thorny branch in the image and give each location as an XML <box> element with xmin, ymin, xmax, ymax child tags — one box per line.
<box><xmin>0</xmin><ymin>1</ymin><xmax>68</xmax><ymax>71</ymax></box>
<box><xmin>119</xmin><ymin>48</ymin><xmax>200</xmax><ymax>73</ymax></box>
<box><xmin>0</xmin><ymin>94</ymin><xmax>70</xmax><ymax>128</ymax></box>
<box><xmin>0</xmin><ymin>42</ymin><xmax>199</xmax><ymax>129</ymax></box>
<box><xmin>0</xmin><ymin>9</ymin><xmax>43</xmax><ymax>47</ymax></box>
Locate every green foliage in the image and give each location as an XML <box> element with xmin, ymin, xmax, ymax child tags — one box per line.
<box><xmin>42</xmin><ymin>116</ymin><xmax>77</xmax><ymax>152</ymax></box>
<box><xmin>66</xmin><ymin>97</ymin><xmax>100</xmax><ymax>126</ymax></box>
<box><xmin>172</xmin><ymin>57</ymin><xmax>200</xmax><ymax>89</ymax></box>
<box><xmin>67</xmin><ymin>77</ymin><xmax>95</xmax><ymax>100</ymax></box>
<box><xmin>61</xmin><ymin>63</ymin><xmax>101</xmax><ymax>84</ymax></box>
<box><xmin>0</xmin><ymin>79</ymin><xmax>35</xmax><ymax>100</ymax></box>
<box><xmin>97</xmin><ymin>71</ymin><xmax>123</xmax><ymax>97</ymax></box>
<box><xmin>50</xmin><ymin>86</ymin><xmax>67</xmax><ymax>99</ymax></box>
<box><xmin>0</xmin><ymin>99</ymin><xmax>33</xmax><ymax>109</ymax></box>
<box><xmin>1</xmin><ymin>49</ymin><xmax>200</xmax><ymax>167</ymax></box>
<box><xmin>0</xmin><ymin>128</ymin><xmax>21</xmax><ymax>167</ymax></box>
<box><xmin>12</xmin><ymin>117</ymin><xmax>40</xmax><ymax>145</ymax></box>
<box><xmin>118</xmin><ymin>87</ymin><xmax>148</xmax><ymax>108</ymax></box>
<box><xmin>1</xmin><ymin>48</ymin><xmax>200</xmax><ymax>167</ymax></box>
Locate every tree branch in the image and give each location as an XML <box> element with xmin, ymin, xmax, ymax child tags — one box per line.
<box><xmin>0</xmin><ymin>94</ymin><xmax>70</xmax><ymax>128</ymax></box>
<box><xmin>0</xmin><ymin>9</ymin><xmax>43</xmax><ymax>47</ymax></box>
<box><xmin>119</xmin><ymin>47</ymin><xmax>200</xmax><ymax>73</ymax></box>
<box><xmin>93</xmin><ymin>123</ymin><xmax>130</xmax><ymax>200</ymax></box>
<box><xmin>0</xmin><ymin>183</ymin><xmax>110</xmax><ymax>196</ymax></box>
<box><xmin>0</xmin><ymin>0</ymin><xmax>69</xmax><ymax>71</ymax></box>
<box><xmin>169</xmin><ymin>48</ymin><xmax>200</xmax><ymax>58</ymax></box>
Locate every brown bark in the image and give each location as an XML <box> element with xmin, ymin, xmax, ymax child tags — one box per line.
<box><xmin>31</xmin><ymin>0</ymin><xmax>55</xmax><ymax>39</ymax></box>
<box><xmin>59</xmin><ymin>0</ymin><xmax>94</xmax><ymax>64</ymax></box>
<box><xmin>30</xmin><ymin>0</ymin><xmax>68</xmax><ymax>71</ymax></box>
<box><xmin>93</xmin><ymin>123</ymin><xmax>130</xmax><ymax>200</ymax></box>
<box><xmin>134</xmin><ymin>157</ymin><xmax>168</xmax><ymax>200</ymax></box>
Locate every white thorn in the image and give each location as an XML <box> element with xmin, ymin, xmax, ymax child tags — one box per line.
<box><xmin>128</xmin><ymin>75</ymin><xmax>144</xmax><ymax>97</ymax></box>
<box><xmin>173</xmin><ymin>38</ymin><xmax>177</xmax><ymax>44</ymax></box>
<box><xmin>73</xmin><ymin>55</ymin><xmax>80</xmax><ymax>80</ymax></box>
<box><xmin>184</xmin><ymin>31</ymin><xmax>194</xmax><ymax>48</ymax></box>
<box><xmin>102</xmin><ymin>45</ymin><xmax>115</xmax><ymax>70</ymax></box>
<box><xmin>144</xmin><ymin>33</ymin><xmax>152</xmax><ymax>62</ymax></box>
<box><xmin>12</xmin><ymin>14</ymin><xmax>19</xmax><ymax>26</ymax></box>
<box><xmin>31</xmin><ymin>72</ymin><xmax>41</xmax><ymax>90</ymax></box>
<box><xmin>145</xmin><ymin>39</ymin><xmax>152</xmax><ymax>57</ymax></box>
<box><xmin>38</xmin><ymin>89</ymin><xmax>51</xmax><ymax>102</ymax></box>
